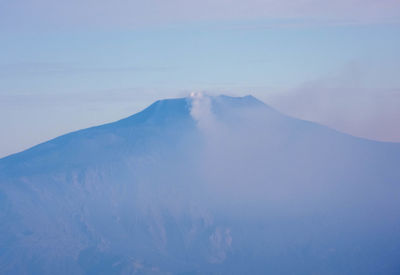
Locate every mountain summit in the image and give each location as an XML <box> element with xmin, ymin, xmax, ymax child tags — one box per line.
<box><xmin>1</xmin><ymin>95</ymin><xmax>400</xmax><ymax>274</ymax></box>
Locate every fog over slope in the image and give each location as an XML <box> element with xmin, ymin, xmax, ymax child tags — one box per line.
<box><xmin>0</xmin><ymin>94</ymin><xmax>400</xmax><ymax>274</ymax></box>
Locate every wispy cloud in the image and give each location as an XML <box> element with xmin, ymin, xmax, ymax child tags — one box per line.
<box><xmin>0</xmin><ymin>62</ymin><xmax>175</xmax><ymax>77</ymax></box>
<box><xmin>1</xmin><ymin>0</ymin><xmax>399</xmax><ymax>31</ymax></box>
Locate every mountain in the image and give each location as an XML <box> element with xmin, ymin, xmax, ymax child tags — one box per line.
<box><xmin>1</xmin><ymin>94</ymin><xmax>400</xmax><ymax>274</ymax></box>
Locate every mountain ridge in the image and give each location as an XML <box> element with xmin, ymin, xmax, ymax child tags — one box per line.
<box><xmin>1</xmin><ymin>94</ymin><xmax>398</xmax><ymax>164</ymax></box>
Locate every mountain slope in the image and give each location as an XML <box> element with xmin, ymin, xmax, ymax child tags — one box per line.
<box><xmin>0</xmin><ymin>95</ymin><xmax>400</xmax><ymax>274</ymax></box>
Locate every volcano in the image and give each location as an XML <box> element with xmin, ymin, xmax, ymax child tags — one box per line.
<box><xmin>1</xmin><ymin>94</ymin><xmax>399</xmax><ymax>274</ymax></box>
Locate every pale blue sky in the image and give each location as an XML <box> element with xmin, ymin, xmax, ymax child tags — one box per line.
<box><xmin>1</xmin><ymin>0</ymin><xmax>400</xmax><ymax>157</ymax></box>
